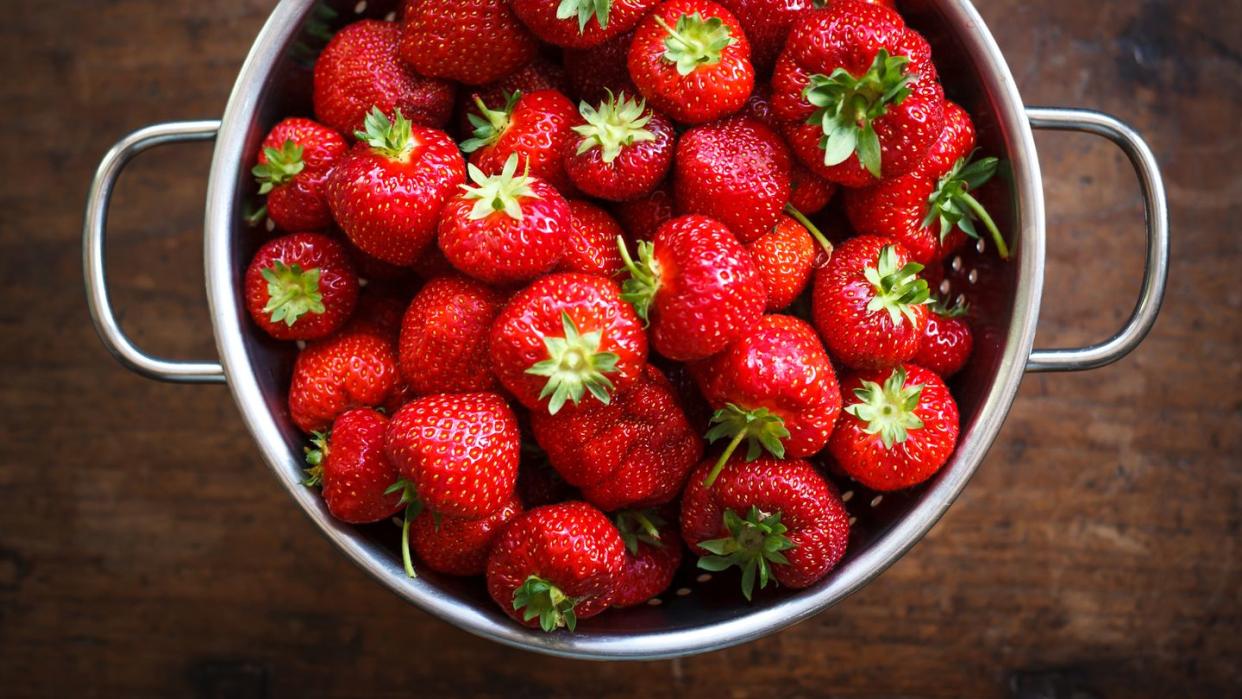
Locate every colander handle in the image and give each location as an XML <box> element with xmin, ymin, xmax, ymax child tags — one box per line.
<box><xmin>83</xmin><ymin>120</ymin><xmax>226</xmax><ymax>384</ymax></box>
<box><xmin>1025</xmin><ymin>107</ymin><xmax>1169</xmax><ymax>373</ymax></box>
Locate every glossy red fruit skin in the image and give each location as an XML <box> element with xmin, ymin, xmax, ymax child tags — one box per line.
<box><xmin>410</xmin><ymin>496</ymin><xmax>523</xmax><ymax>576</ymax></box>
<box><xmin>398</xmin><ymin>275</ymin><xmax>506</xmax><ymax>394</ymax></box>
<box><xmin>288</xmin><ymin>330</ymin><xmax>399</xmax><ymax>434</ymax></box>
<box><xmin>256</xmin><ymin>118</ymin><xmax>347</xmax><ymax>232</ymax></box>
<box><xmin>811</xmin><ymin>235</ymin><xmax>929</xmax><ymax>370</ymax></box>
<box><xmin>453</xmin><ymin>58</ymin><xmax>570</xmax><ymax>138</ymax></box>
<box><xmin>486</xmin><ymin>501</ymin><xmax>627</xmax><ymax>627</ymax></box>
<box><xmin>563</xmin><ymin>31</ymin><xmax>639</xmax><ymax>105</ymax></box>
<box><xmin>771</xmin><ymin>0</ymin><xmax>945</xmax><ymax>187</ymax></box>
<box><xmin>313</xmin><ymin>20</ymin><xmax>455</xmax><ymax>135</ymax></box>
<box><xmin>489</xmin><ymin>273</ymin><xmax>648</xmax><ymax>412</ymax></box>
<box><xmin>563</xmin><ymin>101</ymin><xmax>676</xmax><ymax>202</ymax></box>
<box><xmin>715</xmin><ymin>0</ymin><xmax>816</xmax><ymax>75</ymax></box>
<box><xmin>399</xmin><ymin>0</ymin><xmax>539</xmax><ymax>85</ymax></box>
<box><xmin>317</xmin><ymin>408</ymin><xmax>403</xmax><ymax>524</ymax></box>
<box><xmin>514</xmin><ymin>0</ymin><xmax>660</xmax><ymax>48</ymax></box>
<box><xmin>467</xmin><ymin>89</ymin><xmax>580</xmax><ymax>192</ymax></box>
<box><xmin>385</xmin><ymin>392</ymin><xmax>520</xmax><ymax>518</ymax></box>
<box><xmin>531</xmin><ymin>366</ymin><xmax>703</xmax><ymax>510</ymax></box>
<box><xmin>610</xmin><ymin>181</ymin><xmax>675</xmax><ymax>241</ymax></box>
<box><xmin>829</xmin><ymin>363</ymin><xmax>959</xmax><ymax>490</ymax></box>
<box><xmin>244</xmin><ymin>232</ymin><xmax>358</xmax><ymax>341</ymax></box>
<box><xmin>680</xmin><ymin>457</ymin><xmax>850</xmax><ymax>588</ymax></box>
<box><xmin>558</xmin><ymin>200</ymin><xmax>627</xmax><ymax>276</ymax></box>
<box><xmin>611</xmin><ymin>521</ymin><xmax>685</xmax><ymax>608</ymax></box>
<box><xmin>674</xmin><ymin>116</ymin><xmax>792</xmax><ymax>243</ymax></box>
<box><xmin>437</xmin><ymin>178</ymin><xmax>571</xmax><ymax>285</ymax></box>
<box><xmin>628</xmin><ymin>0</ymin><xmax>755</xmax><ymax>124</ymax></box>
<box><xmin>790</xmin><ymin>164</ymin><xmax>837</xmax><ymax>215</ymax></box>
<box><xmin>747</xmin><ymin>216</ymin><xmax>816</xmax><ymax>310</ymax></box>
<box><xmin>326</xmin><ymin>128</ymin><xmax>465</xmax><ymax>266</ymax></box>
<box><xmin>914</xmin><ymin>311</ymin><xmax>973</xmax><ymax>377</ymax></box>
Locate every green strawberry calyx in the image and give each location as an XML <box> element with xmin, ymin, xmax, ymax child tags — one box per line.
<box><xmin>460</xmin><ymin>91</ymin><xmax>520</xmax><ymax>154</ymax></box>
<box><xmin>654</xmin><ymin>12</ymin><xmax>736</xmax><ymax>76</ymax></box>
<box><xmin>384</xmin><ymin>479</ymin><xmax>424</xmax><ymax>578</ymax></box>
<box><xmin>617</xmin><ymin>238</ymin><xmax>661</xmax><ymax>324</ymax></box>
<box><xmin>697</xmin><ymin>506</ymin><xmax>794</xmax><ymax>601</ymax></box>
<box><xmin>802</xmin><ymin>48</ymin><xmax>915</xmax><ymax>178</ymax></box>
<box><xmin>702</xmin><ymin>404</ymin><xmax>791</xmax><ymax>488</ymax></box>
<box><xmin>844</xmin><ymin>366</ymin><xmax>925</xmax><ymax>448</ymax></box>
<box><xmin>573</xmin><ymin>91</ymin><xmax>657</xmax><ymax>164</ymax></box>
<box><xmin>461</xmin><ymin>154</ymin><xmax>542</xmax><ymax>221</ymax></box>
<box><xmin>251</xmin><ymin>140</ymin><xmax>306</xmax><ymax>194</ymax></box>
<box><xmin>301</xmin><ymin>431</ymin><xmax>329</xmax><ymax>487</ymax></box>
<box><xmin>922</xmin><ymin>151</ymin><xmax>1010</xmax><ymax>259</ymax></box>
<box><xmin>557</xmin><ymin>0</ymin><xmax>613</xmax><ymax>32</ymax></box>
<box><xmin>526</xmin><ymin>311</ymin><xmax>621</xmax><ymax>415</ymax></box>
<box><xmin>513</xmin><ymin>575</ymin><xmax>580</xmax><ymax>632</ymax></box>
<box><xmin>864</xmin><ymin>245</ymin><xmax>931</xmax><ymax>327</ymax></box>
<box><xmin>355</xmin><ymin>106</ymin><xmax>417</xmax><ymax>161</ymax></box>
<box><xmin>614</xmin><ymin>508</ymin><xmax>667</xmax><ymax>555</ymax></box>
<box><xmin>930</xmin><ymin>296</ymin><xmax>969</xmax><ymax>319</ymax></box>
<box><xmin>261</xmin><ymin>261</ymin><xmax>326</xmax><ymax>327</ymax></box>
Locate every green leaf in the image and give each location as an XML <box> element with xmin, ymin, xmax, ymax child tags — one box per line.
<box><xmin>460</xmin><ymin>154</ymin><xmax>542</xmax><ymax>222</ymax></box>
<box><xmin>260</xmin><ymin>261</ymin><xmax>325</xmax><ymax>327</ymax></box>
<box><xmin>572</xmin><ymin>91</ymin><xmax>657</xmax><ymax>164</ymax></box>
<box><xmin>654</xmin><ymin>12</ymin><xmax>735</xmax><ymax>76</ymax></box>
<box><xmin>525</xmin><ymin>311</ymin><xmax>619</xmax><ymax>415</ymax></box>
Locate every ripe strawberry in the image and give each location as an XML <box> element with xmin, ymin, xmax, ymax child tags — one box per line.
<box><xmin>251</xmin><ymin>118</ymin><xmax>347</xmax><ymax>232</ymax></box>
<box><xmin>302</xmin><ymin>408</ymin><xmax>402</xmax><ymax>524</ymax></box>
<box><xmin>244</xmin><ymin>232</ymin><xmax>358</xmax><ymax>341</ymax></box>
<box><xmin>673</xmin><ymin>115</ymin><xmax>791</xmax><ymax>243</ymax></box>
<box><xmin>399</xmin><ymin>0</ymin><xmax>539</xmax><ymax>85</ymax></box>
<box><xmin>453</xmin><ymin>57</ymin><xmax>570</xmax><ymax>138</ymax></box>
<box><xmin>437</xmin><ymin>155</ymin><xmax>571</xmax><ymax>284</ymax></box>
<box><xmin>611</xmin><ymin>508</ymin><xmax>684</xmax><ymax>608</ymax></box>
<box><xmin>715</xmin><ymin>0</ymin><xmax>815</xmax><ymax>74</ymax></box>
<box><xmin>398</xmin><ymin>275</ymin><xmax>506</xmax><ymax>394</ymax></box>
<box><xmin>513</xmin><ymin>0</ymin><xmax>660</xmax><ymax>48</ymax></box>
<box><xmin>610</xmin><ymin>180</ymin><xmax>674</xmax><ymax>241</ymax></box>
<box><xmin>811</xmin><ymin>235</ymin><xmax>930</xmax><ymax>370</ymax></box>
<box><xmin>828</xmin><ymin>364</ymin><xmax>959</xmax><ymax>490</ymax></box>
<box><xmin>410</xmin><ymin>495</ymin><xmax>523</xmax><ymax>576</ymax></box>
<box><xmin>327</xmin><ymin>108</ymin><xmax>465</xmax><ymax>266</ymax></box>
<box><xmin>680</xmin><ymin>456</ymin><xmax>849</xmax><ymax>599</ymax></box>
<box><xmin>747</xmin><ymin>215</ymin><xmax>816</xmax><ymax>311</ymax></box>
<box><xmin>563</xmin><ymin>31</ymin><xmax>639</xmax><ymax>105</ymax></box>
<box><xmin>486</xmin><ymin>501</ymin><xmax>626</xmax><ymax>631</ymax></box>
<box><xmin>313</xmin><ymin>20</ymin><xmax>454</xmax><ymax>135</ymax></box>
<box><xmin>619</xmin><ymin>215</ymin><xmax>766</xmax><ymax>361</ymax></box>
<box><xmin>914</xmin><ymin>299</ymin><xmax>973</xmax><ymax>377</ymax></box>
<box><xmin>530</xmin><ymin>365</ymin><xmax>702</xmax><ymax>510</ymax></box>
<box><xmin>628</xmin><ymin>0</ymin><xmax>755</xmax><ymax>124</ymax></box>
<box><xmin>563</xmin><ymin>91</ymin><xmax>676</xmax><ymax>202</ymax></box>
<box><xmin>790</xmin><ymin>164</ymin><xmax>837</xmax><ymax>215</ymax></box>
<box><xmin>771</xmin><ymin>0</ymin><xmax>945</xmax><ymax>187</ymax></box>
<box><xmin>288</xmin><ymin>329</ymin><xmax>399</xmax><ymax>433</ymax></box>
<box><xmin>558</xmin><ymin>200</ymin><xmax>627</xmax><ymax>276</ymax></box>
<box><xmin>489</xmin><ymin>272</ymin><xmax>648</xmax><ymax>414</ymax></box>
<box><xmin>460</xmin><ymin>89</ymin><xmax>579</xmax><ymax>192</ymax></box>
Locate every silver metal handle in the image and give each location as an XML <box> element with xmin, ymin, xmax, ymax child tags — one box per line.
<box><xmin>1025</xmin><ymin>107</ymin><xmax>1170</xmax><ymax>373</ymax></box>
<box><xmin>83</xmin><ymin>120</ymin><xmax>226</xmax><ymax>383</ymax></box>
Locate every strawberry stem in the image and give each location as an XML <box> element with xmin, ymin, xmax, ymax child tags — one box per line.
<box><xmin>783</xmin><ymin>203</ymin><xmax>834</xmax><ymax>258</ymax></box>
<box><xmin>958</xmin><ymin>191</ymin><xmax>1009</xmax><ymax>259</ymax></box>
<box><xmin>696</xmin><ymin>506</ymin><xmax>794</xmax><ymax>601</ymax></box>
<box><xmin>513</xmin><ymin>575</ymin><xmax>578</xmax><ymax>632</ymax></box>
<box><xmin>461</xmin><ymin>92</ymin><xmax>519</xmax><ymax>154</ymax></box>
<box><xmin>384</xmin><ymin>479</ymin><xmax>423</xmax><ymax>578</ymax></box>
<box><xmin>617</xmin><ymin>237</ymin><xmax>661</xmax><ymax>324</ymax></box>
<box><xmin>252</xmin><ymin>140</ymin><xmax>306</xmax><ymax>194</ymax></box>
<box><xmin>702</xmin><ymin>404</ymin><xmax>790</xmax><ymax>487</ymax></box>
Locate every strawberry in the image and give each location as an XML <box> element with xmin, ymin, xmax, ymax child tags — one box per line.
<box><xmin>437</xmin><ymin>155</ymin><xmax>571</xmax><ymax>284</ymax></box>
<box><xmin>312</xmin><ymin>20</ymin><xmax>455</xmax><ymax>135</ymax></box>
<box><xmin>747</xmin><ymin>215</ymin><xmax>816</xmax><ymax>311</ymax></box>
<box><xmin>302</xmin><ymin>408</ymin><xmax>402</xmax><ymax>524</ymax></box>
<box><xmin>244</xmin><ymin>232</ymin><xmax>358</xmax><ymax>341</ymax></box>
<box><xmin>398</xmin><ymin>275</ymin><xmax>506</xmax><ymax>394</ymax></box>
<box><xmin>828</xmin><ymin>363</ymin><xmax>959</xmax><ymax>490</ymax></box>
<box><xmin>530</xmin><ymin>365</ymin><xmax>702</xmax><ymax>510</ymax></box>
<box><xmin>680</xmin><ymin>456</ymin><xmax>849</xmax><ymax>599</ymax></box>
<box><xmin>288</xmin><ymin>329</ymin><xmax>399</xmax><ymax>433</ymax></box>
<box><xmin>251</xmin><ymin>118</ymin><xmax>347</xmax><ymax>232</ymax></box>
<box><xmin>618</xmin><ymin>214</ymin><xmax>766</xmax><ymax>361</ymax></box>
<box><xmin>350</xmin><ymin>283</ymin><xmax>413</xmax><ymax>342</ymax></box>
<box><xmin>673</xmin><ymin>115</ymin><xmax>791</xmax><ymax>243</ymax></box>
<box><xmin>453</xmin><ymin>57</ymin><xmax>570</xmax><ymax>138</ymax></box>
<box><xmin>628</xmin><ymin>0</ymin><xmax>755</xmax><ymax>124</ymax></box>
<box><xmin>563</xmin><ymin>30</ymin><xmax>639</xmax><ymax>105</ymax></box>
<box><xmin>715</xmin><ymin>0</ymin><xmax>815</xmax><ymax>75</ymax></box>
<box><xmin>811</xmin><ymin>235</ymin><xmax>930</xmax><ymax>370</ymax></box>
<box><xmin>610</xmin><ymin>508</ymin><xmax>684</xmax><ymax>608</ymax></box>
<box><xmin>914</xmin><ymin>299</ymin><xmax>973</xmax><ymax>377</ymax></box>
<box><xmin>790</xmin><ymin>164</ymin><xmax>837</xmax><ymax>215</ymax></box>
<box><xmin>327</xmin><ymin>108</ymin><xmax>465</xmax><ymax>266</ymax></box>
<box><xmin>489</xmin><ymin>272</ymin><xmax>648</xmax><ymax>414</ymax></box>
<box><xmin>513</xmin><ymin>0</ymin><xmax>660</xmax><ymax>48</ymax></box>
<box><xmin>460</xmin><ymin>89</ymin><xmax>579</xmax><ymax>192</ymax></box>
<box><xmin>844</xmin><ymin>101</ymin><xmax>1009</xmax><ymax>264</ymax></box>
<box><xmin>558</xmin><ymin>200</ymin><xmax>628</xmax><ymax>276</ymax></box>
<box><xmin>486</xmin><ymin>501</ymin><xmax>626</xmax><ymax>631</ymax></box>
<box><xmin>610</xmin><ymin>180</ymin><xmax>674</xmax><ymax>241</ymax></box>
<box><xmin>410</xmin><ymin>495</ymin><xmax>523</xmax><ymax>576</ymax></box>
<box><xmin>399</xmin><ymin>0</ymin><xmax>539</xmax><ymax>86</ymax></box>
<box><xmin>563</xmin><ymin>91</ymin><xmax>676</xmax><ymax>202</ymax></box>
<box><xmin>771</xmin><ymin>0</ymin><xmax>945</xmax><ymax>187</ymax></box>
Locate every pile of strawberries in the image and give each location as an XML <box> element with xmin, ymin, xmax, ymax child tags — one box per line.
<box><xmin>245</xmin><ymin>0</ymin><xmax>1008</xmax><ymax>633</ymax></box>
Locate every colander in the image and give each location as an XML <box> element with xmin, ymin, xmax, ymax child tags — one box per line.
<box><xmin>82</xmin><ymin>0</ymin><xmax>1169</xmax><ymax>660</ymax></box>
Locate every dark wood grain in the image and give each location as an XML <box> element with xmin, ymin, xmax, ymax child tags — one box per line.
<box><xmin>1</xmin><ymin>1</ymin><xmax>1238</xmax><ymax>697</ymax></box>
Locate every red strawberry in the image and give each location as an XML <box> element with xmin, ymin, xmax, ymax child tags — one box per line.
<box><xmin>914</xmin><ymin>299</ymin><xmax>973</xmax><ymax>377</ymax></box>
<box><xmin>489</xmin><ymin>272</ymin><xmax>648</xmax><ymax>414</ymax></box>
<box><xmin>611</xmin><ymin>508</ymin><xmax>684</xmax><ymax>608</ymax></box>
<box><xmin>514</xmin><ymin>0</ymin><xmax>660</xmax><ymax>48</ymax></box>
<box><xmin>771</xmin><ymin>0</ymin><xmax>945</xmax><ymax>186</ymax></box>
<box><xmin>288</xmin><ymin>329</ymin><xmax>399</xmax><ymax>433</ymax></box>
<box><xmin>828</xmin><ymin>364</ymin><xmax>959</xmax><ymax>490</ymax></box>
<box><xmin>790</xmin><ymin>164</ymin><xmax>837</xmax><ymax>215</ymax></box>
<box><xmin>811</xmin><ymin>235</ymin><xmax>930</xmax><ymax>370</ymax></box>
<box><xmin>410</xmin><ymin>245</ymin><xmax>457</xmax><ymax>280</ymax></box>
<box><xmin>610</xmin><ymin>180</ymin><xmax>674</xmax><ymax>241</ymax></box>
<box><xmin>410</xmin><ymin>495</ymin><xmax>523</xmax><ymax>576</ymax></box>
<box><xmin>453</xmin><ymin>57</ymin><xmax>570</xmax><ymax>137</ymax></box>
<box><xmin>628</xmin><ymin>0</ymin><xmax>755</xmax><ymax>124</ymax></box>
<box><xmin>244</xmin><ymin>232</ymin><xmax>358</xmax><ymax>341</ymax></box>
<box><xmin>486</xmin><ymin>501</ymin><xmax>626</xmax><ymax>631</ymax></box>
<box><xmin>399</xmin><ymin>0</ymin><xmax>539</xmax><ymax>86</ymax></box>
<box><xmin>350</xmin><ymin>283</ymin><xmax>414</xmax><ymax>342</ymax></box>
<box><xmin>530</xmin><ymin>365</ymin><xmax>702</xmax><ymax>510</ymax></box>
<box><xmin>460</xmin><ymin>89</ymin><xmax>579</xmax><ymax>192</ymax></box>
<box><xmin>313</xmin><ymin>20</ymin><xmax>455</xmax><ymax>135</ymax></box>
<box><xmin>437</xmin><ymin>155</ymin><xmax>571</xmax><ymax>284</ymax></box>
<box><xmin>680</xmin><ymin>456</ymin><xmax>849</xmax><ymax>599</ymax></box>
<box><xmin>563</xmin><ymin>31</ymin><xmax>639</xmax><ymax>105</ymax></box>
<box><xmin>673</xmin><ymin>115</ymin><xmax>791</xmax><ymax>243</ymax></box>
<box><xmin>715</xmin><ymin>0</ymin><xmax>815</xmax><ymax>74</ymax></box>
<box><xmin>398</xmin><ymin>275</ymin><xmax>506</xmax><ymax>394</ymax></box>
<box><xmin>747</xmin><ymin>215</ymin><xmax>816</xmax><ymax>311</ymax></box>
<box><xmin>302</xmin><ymin>408</ymin><xmax>402</xmax><ymax>524</ymax></box>
<box><xmin>618</xmin><ymin>215</ymin><xmax>766</xmax><ymax>361</ymax></box>
<box><xmin>327</xmin><ymin>109</ymin><xmax>465</xmax><ymax>266</ymax></box>
<box><xmin>251</xmin><ymin>118</ymin><xmax>347</xmax><ymax>232</ymax></box>
<box><xmin>563</xmin><ymin>91</ymin><xmax>676</xmax><ymax>201</ymax></box>
<box><xmin>558</xmin><ymin>200</ymin><xmax>628</xmax><ymax>276</ymax></box>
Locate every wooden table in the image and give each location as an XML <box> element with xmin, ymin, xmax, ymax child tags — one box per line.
<box><xmin>1</xmin><ymin>1</ymin><xmax>1237</xmax><ymax>696</ymax></box>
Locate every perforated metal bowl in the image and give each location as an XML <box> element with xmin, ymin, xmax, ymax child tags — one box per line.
<box><xmin>83</xmin><ymin>0</ymin><xmax>1168</xmax><ymax>660</ymax></box>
